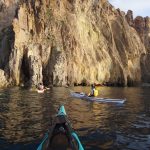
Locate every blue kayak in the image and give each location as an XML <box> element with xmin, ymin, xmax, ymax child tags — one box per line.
<box><xmin>37</xmin><ymin>105</ymin><xmax>84</xmax><ymax>150</ymax></box>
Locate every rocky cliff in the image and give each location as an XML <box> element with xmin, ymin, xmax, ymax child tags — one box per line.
<box><xmin>126</xmin><ymin>10</ymin><xmax>150</xmax><ymax>84</ymax></box>
<box><xmin>0</xmin><ymin>0</ymin><xmax>149</xmax><ymax>88</ymax></box>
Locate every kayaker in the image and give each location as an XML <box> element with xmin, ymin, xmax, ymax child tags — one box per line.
<box><xmin>88</xmin><ymin>84</ymin><xmax>99</xmax><ymax>97</ymax></box>
<box><xmin>37</xmin><ymin>105</ymin><xmax>84</xmax><ymax>150</ymax></box>
<box><xmin>37</xmin><ymin>83</ymin><xmax>44</xmax><ymax>90</ymax></box>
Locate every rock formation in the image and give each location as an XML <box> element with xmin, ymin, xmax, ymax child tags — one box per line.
<box><xmin>126</xmin><ymin>10</ymin><xmax>134</xmax><ymax>27</ymax></box>
<box><xmin>126</xmin><ymin>11</ymin><xmax>150</xmax><ymax>83</ymax></box>
<box><xmin>0</xmin><ymin>0</ymin><xmax>18</xmax><ymax>31</ymax></box>
<box><xmin>134</xmin><ymin>16</ymin><xmax>150</xmax><ymax>52</ymax></box>
<box><xmin>0</xmin><ymin>69</ymin><xmax>8</xmax><ymax>88</ymax></box>
<box><xmin>0</xmin><ymin>0</ymin><xmax>150</xmax><ymax>87</ymax></box>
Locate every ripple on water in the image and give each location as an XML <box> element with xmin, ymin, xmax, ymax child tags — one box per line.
<box><xmin>0</xmin><ymin>87</ymin><xmax>150</xmax><ymax>150</ymax></box>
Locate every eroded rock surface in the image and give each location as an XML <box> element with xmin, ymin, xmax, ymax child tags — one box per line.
<box><xmin>0</xmin><ymin>0</ymin><xmax>150</xmax><ymax>87</ymax></box>
<box><xmin>0</xmin><ymin>69</ymin><xmax>8</xmax><ymax>88</ymax></box>
<box><xmin>126</xmin><ymin>11</ymin><xmax>150</xmax><ymax>84</ymax></box>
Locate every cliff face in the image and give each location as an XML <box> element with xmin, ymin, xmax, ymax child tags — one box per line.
<box><xmin>0</xmin><ymin>0</ymin><xmax>18</xmax><ymax>87</ymax></box>
<box><xmin>0</xmin><ymin>0</ymin><xmax>18</xmax><ymax>31</ymax></box>
<box><xmin>0</xmin><ymin>0</ymin><xmax>149</xmax><ymax>87</ymax></box>
<box><xmin>125</xmin><ymin>10</ymin><xmax>150</xmax><ymax>84</ymax></box>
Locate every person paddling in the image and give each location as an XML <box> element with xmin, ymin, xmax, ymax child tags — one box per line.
<box><xmin>37</xmin><ymin>83</ymin><xmax>44</xmax><ymax>90</ymax></box>
<box><xmin>88</xmin><ymin>84</ymin><xmax>99</xmax><ymax>97</ymax></box>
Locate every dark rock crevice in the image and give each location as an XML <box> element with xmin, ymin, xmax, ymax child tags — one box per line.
<box><xmin>20</xmin><ymin>51</ymin><xmax>30</xmax><ymax>86</ymax></box>
<box><xmin>0</xmin><ymin>26</ymin><xmax>14</xmax><ymax>70</ymax></box>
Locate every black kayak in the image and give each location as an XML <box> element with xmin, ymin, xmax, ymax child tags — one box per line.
<box><xmin>37</xmin><ymin>105</ymin><xmax>84</xmax><ymax>150</ymax></box>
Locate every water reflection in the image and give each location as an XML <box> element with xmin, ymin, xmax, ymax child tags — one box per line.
<box><xmin>0</xmin><ymin>87</ymin><xmax>149</xmax><ymax>150</ymax></box>
<box><xmin>0</xmin><ymin>88</ymin><xmax>45</xmax><ymax>143</ymax></box>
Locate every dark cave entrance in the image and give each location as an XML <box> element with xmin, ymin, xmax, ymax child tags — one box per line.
<box><xmin>20</xmin><ymin>52</ymin><xmax>30</xmax><ymax>86</ymax></box>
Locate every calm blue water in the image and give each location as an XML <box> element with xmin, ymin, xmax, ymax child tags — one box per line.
<box><xmin>0</xmin><ymin>86</ymin><xmax>150</xmax><ymax>150</ymax></box>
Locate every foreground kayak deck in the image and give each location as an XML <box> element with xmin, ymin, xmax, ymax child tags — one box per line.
<box><xmin>37</xmin><ymin>105</ymin><xmax>84</xmax><ymax>150</ymax></box>
<box><xmin>71</xmin><ymin>92</ymin><xmax>126</xmax><ymax>104</ymax></box>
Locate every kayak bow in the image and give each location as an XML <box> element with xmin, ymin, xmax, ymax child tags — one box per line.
<box><xmin>37</xmin><ymin>105</ymin><xmax>84</xmax><ymax>150</ymax></box>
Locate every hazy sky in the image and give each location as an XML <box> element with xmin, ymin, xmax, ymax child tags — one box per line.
<box><xmin>108</xmin><ymin>0</ymin><xmax>150</xmax><ymax>17</ymax></box>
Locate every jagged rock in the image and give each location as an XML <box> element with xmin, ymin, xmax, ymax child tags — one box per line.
<box><xmin>47</xmin><ymin>46</ymin><xmax>67</xmax><ymax>86</ymax></box>
<box><xmin>141</xmin><ymin>54</ymin><xmax>150</xmax><ymax>83</ymax></box>
<box><xmin>126</xmin><ymin>12</ymin><xmax>150</xmax><ymax>84</ymax></box>
<box><xmin>0</xmin><ymin>0</ymin><xmax>18</xmax><ymax>31</ymax></box>
<box><xmin>126</xmin><ymin>10</ymin><xmax>134</xmax><ymax>27</ymax></box>
<box><xmin>8</xmin><ymin>47</ymin><xmax>23</xmax><ymax>85</ymax></box>
<box><xmin>0</xmin><ymin>0</ymin><xmax>150</xmax><ymax>87</ymax></box>
<box><xmin>27</xmin><ymin>44</ymin><xmax>43</xmax><ymax>86</ymax></box>
<box><xmin>134</xmin><ymin>16</ymin><xmax>145</xmax><ymax>42</ymax></box>
<box><xmin>144</xmin><ymin>17</ymin><xmax>150</xmax><ymax>52</ymax></box>
<box><xmin>0</xmin><ymin>69</ymin><xmax>8</xmax><ymax>87</ymax></box>
<box><xmin>28</xmin><ymin>55</ymin><xmax>42</xmax><ymax>86</ymax></box>
<box><xmin>133</xmin><ymin>16</ymin><xmax>150</xmax><ymax>52</ymax></box>
<box><xmin>0</xmin><ymin>26</ymin><xmax>14</xmax><ymax>69</ymax></box>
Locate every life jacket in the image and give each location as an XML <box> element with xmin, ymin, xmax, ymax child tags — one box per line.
<box><xmin>94</xmin><ymin>89</ymin><xmax>99</xmax><ymax>97</ymax></box>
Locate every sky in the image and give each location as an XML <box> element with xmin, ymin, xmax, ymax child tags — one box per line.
<box><xmin>108</xmin><ymin>0</ymin><xmax>150</xmax><ymax>17</ymax></box>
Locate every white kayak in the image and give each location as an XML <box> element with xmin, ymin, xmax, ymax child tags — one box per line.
<box><xmin>37</xmin><ymin>89</ymin><xmax>45</xmax><ymax>93</ymax></box>
<box><xmin>71</xmin><ymin>92</ymin><xmax>126</xmax><ymax>104</ymax></box>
